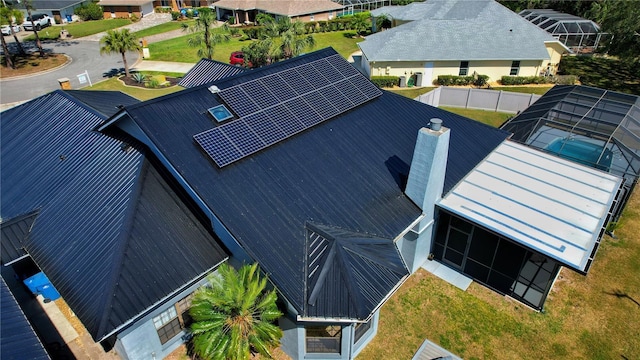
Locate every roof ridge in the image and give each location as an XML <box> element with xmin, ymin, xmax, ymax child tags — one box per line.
<box><xmin>94</xmin><ymin>159</ymin><xmax>149</xmax><ymax>340</ymax></box>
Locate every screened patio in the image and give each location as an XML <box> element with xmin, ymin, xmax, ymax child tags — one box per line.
<box><xmin>501</xmin><ymin>85</ymin><xmax>640</xmax><ymax>220</ymax></box>
<box><xmin>334</xmin><ymin>0</ymin><xmax>389</xmax><ymax>15</ymax></box>
<box><xmin>519</xmin><ymin>9</ymin><xmax>607</xmax><ymax>53</ymax></box>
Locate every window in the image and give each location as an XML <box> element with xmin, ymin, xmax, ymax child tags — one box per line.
<box><xmin>510</xmin><ymin>61</ymin><xmax>520</xmax><ymax>76</ymax></box>
<box><xmin>459</xmin><ymin>61</ymin><xmax>469</xmax><ymax>76</ymax></box>
<box><xmin>153</xmin><ymin>294</ymin><xmax>194</xmax><ymax>345</ymax></box>
<box><xmin>354</xmin><ymin>320</ymin><xmax>372</xmax><ymax>344</ymax></box>
<box><xmin>207</xmin><ymin>105</ymin><xmax>233</xmax><ymax>123</ymax></box>
<box><xmin>306</xmin><ymin>325</ymin><xmax>341</xmax><ymax>354</ymax></box>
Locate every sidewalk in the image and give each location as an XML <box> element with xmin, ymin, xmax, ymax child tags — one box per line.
<box><xmin>132</xmin><ymin>59</ymin><xmax>195</xmax><ymax>73</ymax></box>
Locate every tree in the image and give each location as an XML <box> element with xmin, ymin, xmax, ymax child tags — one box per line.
<box><xmin>586</xmin><ymin>0</ymin><xmax>640</xmax><ymax>61</ymax></box>
<box><xmin>183</xmin><ymin>7</ymin><xmax>230</xmax><ymax>60</ymax></box>
<box><xmin>1</xmin><ymin>26</ymin><xmax>13</xmax><ymax>68</ymax></box>
<box><xmin>21</xmin><ymin>0</ymin><xmax>45</xmax><ymax>57</ymax></box>
<box><xmin>0</xmin><ymin>6</ymin><xmax>25</xmax><ymax>56</ymax></box>
<box><xmin>350</xmin><ymin>12</ymin><xmax>370</xmax><ymax>37</ymax></box>
<box><xmin>264</xmin><ymin>17</ymin><xmax>315</xmax><ymax>61</ymax></box>
<box><xmin>189</xmin><ymin>263</ymin><xmax>283</xmax><ymax>360</ymax></box>
<box><xmin>100</xmin><ymin>29</ymin><xmax>141</xmax><ymax>78</ymax></box>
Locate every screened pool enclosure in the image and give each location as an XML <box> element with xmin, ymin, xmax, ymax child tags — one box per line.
<box><xmin>501</xmin><ymin>85</ymin><xmax>640</xmax><ymax>220</ymax></box>
<box><xmin>519</xmin><ymin>9</ymin><xmax>606</xmax><ymax>53</ymax></box>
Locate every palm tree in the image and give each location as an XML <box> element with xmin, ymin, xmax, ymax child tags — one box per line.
<box><xmin>1</xmin><ymin>27</ymin><xmax>13</xmax><ymax>68</ymax></box>
<box><xmin>21</xmin><ymin>0</ymin><xmax>45</xmax><ymax>57</ymax></box>
<box><xmin>261</xmin><ymin>17</ymin><xmax>315</xmax><ymax>62</ymax></box>
<box><xmin>350</xmin><ymin>13</ymin><xmax>370</xmax><ymax>37</ymax></box>
<box><xmin>100</xmin><ymin>29</ymin><xmax>141</xmax><ymax>78</ymax></box>
<box><xmin>183</xmin><ymin>7</ymin><xmax>230</xmax><ymax>60</ymax></box>
<box><xmin>0</xmin><ymin>6</ymin><xmax>25</xmax><ymax>55</ymax></box>
<box><xmin>189</xmin><ymin>263</ymin><xmax>283</xmax><ymax>360</ymax></box>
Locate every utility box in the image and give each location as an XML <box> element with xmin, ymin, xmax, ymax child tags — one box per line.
<box><xmin>399</xmin><ymin>76</ymin><xmax>406</xmax><ymax>88</ymax></box>
<box><xmin>58</xmin><ymin>78</ymin><xmax>71</xmax><ymax>90</ymax></box>
<box><xmin>23</xmin><ymin>272</ymin><xmax>61</xmax><ymax>302</ymax></box>
<box><xmin>415</xmin><ymin>72</ymin><xmax>423</xmax><ymax>87</ymax></box>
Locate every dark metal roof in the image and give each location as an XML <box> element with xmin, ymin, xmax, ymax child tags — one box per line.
<box><xmin>178</xmin><ymin>58</ymin><xmax>248</xmax><ymax>88</ymax></box>
<box><xmin>1</xmin><ymin>276</ymin><xmax>51</xmax><ymax>360</ymax></box>
<box><xmin>64</xmin><ymin>90</ymin><xmax>139</xmax><ymax>118</ymax></box>
<box><xmin>305</xmin><ymin>223</ymin><xmax>408</xmax><ymax>319</ymax></box>
<box><xmin>1</xmin><ymin>90</ymin><xmax>227</xmax><ymax>341</ymax></box>
<box><xmin>0</xmin><ymin>210</ymin><xmax>39</xmax><ymax>265</ymax></box>
<box><xmin>22</xmin><ymin>0</ymin><xmax>85</xmax><ymax>10</ymax></box>
<box><xmin>113</xmin><ymin>48</ymin><xmax>509</xmax><ymax>319</ymax></box>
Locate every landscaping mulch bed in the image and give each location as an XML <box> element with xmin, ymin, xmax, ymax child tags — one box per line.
<box><xmin>0</xmin><ymin>53</ymin><xmax>68</xmax><ymax>78</ymax></box>
<box><xmin>118</xmin><ymin>75</ymin><xmax>181</xmax><ymax>88</ymax></box>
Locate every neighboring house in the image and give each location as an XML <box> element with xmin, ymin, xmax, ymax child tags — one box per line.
<box><xmin>519</xmin><ymin>9</ymin><xmax>606</xmax><ymax>54</ymax></box>
<box><xmin>97</xmin><ymin>0</ymin><xmax>155</xmax><ymax>19</ymax></box>
<box><xmin>100</xmin><ymin>47</ymin><xmax>621</xmax><ymax>358</ymax></box>
<box><xmin>361</xmin><ymin>0</ymin><xmax>570</xmax><ymax>86</ymax></box>
<box><xmin>0</xmin><ymin>90</ymin><xmax>228</xmax><ymax>360</ymax></box>
<box><xmin>9</xmin><ymin>0</ymin><xmax>90</xmax><ymax>23</ymax></box>
<box><xmin>213</xmin><ymin>0</ymin><xmax>344</xmax><ymax>24</ymax></box>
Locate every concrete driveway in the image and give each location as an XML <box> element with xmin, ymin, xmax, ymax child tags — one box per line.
<box><xmin>0</xmin><ymin>39</ymin><xmax>140</xmax><ymax>106</ymax></box>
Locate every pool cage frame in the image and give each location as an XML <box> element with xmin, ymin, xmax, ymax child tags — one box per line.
<box><xmin>501</xmin><ymin>85</ymin><xmax>640</xmax><ymax>221</ymax></box>
<box><xmin>334</xmin><ymin>0</ymin><xmax>390</xmax><ymax>15</ymax></box>
<box><xmin>519</xmin><ymin>9</ymin><xmax>608</xmax><ymax>53</ymax></box>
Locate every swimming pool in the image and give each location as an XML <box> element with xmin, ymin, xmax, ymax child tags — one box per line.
<box><xmin>544</xmin><ymin>137</ymin><xmax>613</xmax><ymax>171</ymax></box>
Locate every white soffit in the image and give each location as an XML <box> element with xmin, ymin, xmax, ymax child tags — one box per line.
<box><xmin>438</xmin><ymin>141</ymin><xmax>622</xmax><ymax>271</ymax></box>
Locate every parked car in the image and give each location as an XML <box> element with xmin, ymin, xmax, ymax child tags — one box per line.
<box><xmin>1</xmin><ymin>25</ymin><xmax>20</xmax><ymax>36</ymax></box>
<box><xmin>230</xmin><ymin>51</ymin><xmax>245</xmax><ymax>66</ymax></box>
<box><xmin>23</xmin><ymin>14</ymin><xmax>52</xmax><ymax>31</ymax></box>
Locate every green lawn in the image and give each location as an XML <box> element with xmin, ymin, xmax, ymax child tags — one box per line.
<box><xmin>560</xmin><ymin>56</ymin><xmax>640</xmax><ymax>95</ymax></box>
<box><xmin>492</xmin><ymin>86</ymin><xmax>553</xmax><ymax>95</ymax></box>
<box><xmin>147</xmin><ymin>30</ymin><xmax>363</xmax><ymax>63</ymax></box>
<box><xmin>25</xmin><ymin>19</ymin><xmax>132</xmax><ymax>40</ymax></box>
<box><xmin>387</xmin><ymin>87</ymin><xmax>436</xmax><ymax>99</ymax></box>
<box><xmin>133</xmin><ymin>19</ymin><xmax>195</xmax><ymax>38</ymax></box>
<box><xmin>440</xmin><ymin>107</ymin><xmax>513</xmax><ymax>128</ymax></box>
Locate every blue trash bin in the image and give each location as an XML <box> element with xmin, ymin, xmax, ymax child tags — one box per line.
<box><xmin>65</xmin><ymin>15</ymin><xmax>72</xmax><ymax>22</ymax></box>
<box><xmin>23</xmin><ymin>272</ymin><xmax>61</xmax><ymax>302</ymax></box>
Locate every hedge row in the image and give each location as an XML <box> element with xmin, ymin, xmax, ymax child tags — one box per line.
<box><xmin>500</xmin><ymin>76</ymin><xmax>552</xmax><ymax>85</ymax></box>
<box><xmin>436</xmin><ymin>75</ymin><xmax>489</xmax><ymax>87</ymax></box>
<box><xmin>370</xmin><ymin>76</ymin><xmax>399</xmax><ymax>88</ymax></box>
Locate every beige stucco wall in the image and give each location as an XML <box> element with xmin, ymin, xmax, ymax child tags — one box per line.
<box><xmin>365</xmin><ymin>59</ymin><xmax>549</xmax><ymax>85</ymax></box>
<box><xmin>292</xmin><ymin>10</ymin><xmax>337</xmax><ymax>22</ymax></box>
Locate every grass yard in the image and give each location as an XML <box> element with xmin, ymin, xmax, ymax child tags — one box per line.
<box><xmin>440</xmin><ymin>107</ymin><xmax>513</xmax><ymax>128</ymax></box>
<box><xmin>25</xmin><ymin>19</ymin><xmax>132</xmax><ymax>40</ymax></box>
<box><xmin>133</xmin><ymin>20</ymin><xmax>195</xmax><ymax>38</ymax></box>
<box><xmin>148</xmin><ymin>30</ymin><xmax>363</xmax><ymax>63</ymax></box>
<box><xmin>357</xmin><ymin>108</ymin><xmax>640</xmax><ymax>360</ymax></box>
<box><xmin>559</xmin><ymin>56</ymin><xmax>640</xmax><ymax>95</ymax></box>
<box><xmin>491</xmin><ymin>86</ymin><xmax>553</xmax><ymax>95</ymax></box>
<box><xmin>387</xmin><ymin>87</ymin><xmax>436</xmax><ymax>99</ymax></box>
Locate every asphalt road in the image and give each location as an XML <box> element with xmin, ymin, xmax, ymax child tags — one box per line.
<box><xmin>0</xmin><ymin>39</ymin><xmax>140</xmax><ymax>105</ymax></box>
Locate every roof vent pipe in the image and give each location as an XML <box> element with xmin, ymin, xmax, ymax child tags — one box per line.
<box><xmin>430</xmin><ymin>118</ymin><xmax>443</xmax><ymax>131</ymax></box>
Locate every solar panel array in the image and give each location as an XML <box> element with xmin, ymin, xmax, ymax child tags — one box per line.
<box><xmin>194</xmin><ymin>54</ymin><xmax>382</xmax><ymax>167</ymax></box>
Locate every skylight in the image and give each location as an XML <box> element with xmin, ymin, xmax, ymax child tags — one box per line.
<box><xmin>207</xmin><ymin>105</ymin><xmax>233</xmax><ymax>123</ymax></box>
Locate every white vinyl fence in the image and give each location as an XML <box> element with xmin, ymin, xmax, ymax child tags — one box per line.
<box><xmin>417</xmin><ymin>87</ymin><xmax>542</xmax><ymax>114</ymax></box>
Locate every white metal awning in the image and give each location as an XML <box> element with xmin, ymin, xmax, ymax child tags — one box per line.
<box><xmin>438</xmin><ymin>141</ymin><xmax>622</xmax><ymax>272</ymax></box>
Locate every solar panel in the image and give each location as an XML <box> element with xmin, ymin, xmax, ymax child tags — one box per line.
<box><xmin>196</xmin><ymin>54</ymin><xmax>383</xmax><ymax>167</ymax></box>
<box><xmin>217</xmin><ymin>86</ymin><xmax>260</xmax><ymax>117</ymax></box>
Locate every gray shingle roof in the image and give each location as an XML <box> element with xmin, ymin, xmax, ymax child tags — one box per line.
<box><xmin>361</xmin><ymin>0</ymin><xmax>561</xmax><ymax>62</ymax></box>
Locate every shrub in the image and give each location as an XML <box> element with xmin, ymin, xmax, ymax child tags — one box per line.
<box><xmin>371</xmin><ymin>76</ymin><xmax>399</xmax><ymax>88</ymax></box>
<box><xmin>74</xmin><ymin>3</ymin><xmax>103</xmax><ymax>21</ymax></box>
<box><xmin>474</xmin><ymin>74</ymin><xmax>490</xmax><ymax>87</ymax></box>
<box><xmin>553</xmin><ymin>75</ymin><xmax>577</xmax><ymax>85</ymax></box>
<box><xmin>436</xmin><ymin>75</ymin><xmax>476</xmax><ymax>86</ymax></box>
<box><xmin>155</xmin><ymin>6</ymin><xmax>172</xmax><ymax>13</ymax></box>
<box><xmin>171</xmin><ymin>11</ymin><xmax>180</xmax><ymax>21</ymax></box>
<box><xmin>242</xmin><ymin>26</ymin><xmax>262</xmax><ymax>40</ymax></box>
<box><xmin>500</xmin><ymin>75</ymin><xmax>550</xmax><ymax>85</ymax></box>
<box><xmin>130</xmin><ymin>13</ymin><xmax>139</xmax><ymax>22</ymax></box>
<box><xmin>146</xmin><ymin>77</ymin><xmax>161</xmax><ymax>88</ymax></box>
<box><xmin>132</xmin><ymin>73</ymin><xmax>147</xmax><ymax>83</ymax></box>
